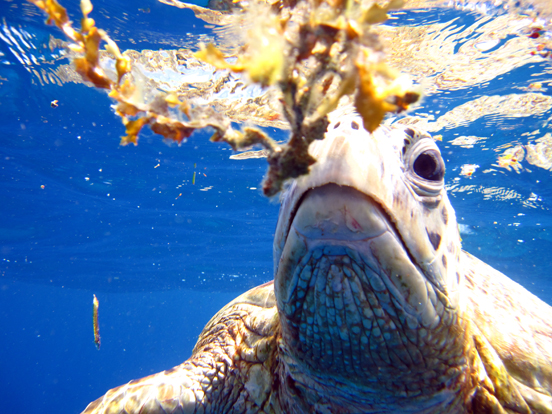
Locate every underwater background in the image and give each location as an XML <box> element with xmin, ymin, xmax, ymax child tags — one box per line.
<box><xmin>1</xmin><ymin>0</ymin><xmax>552</xmax><ymax>413</ymax></box>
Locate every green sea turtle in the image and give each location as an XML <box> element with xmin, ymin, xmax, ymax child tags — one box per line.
<box><xmin>82</xmin><ymin>113</ymin><xmax>552</xmax><ymax>414</ymax></box>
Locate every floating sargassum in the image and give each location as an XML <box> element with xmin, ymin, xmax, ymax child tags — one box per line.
<box><xmin>93</xmin><ymin>294</ymin><xmax>100</xmax><ymax>350</ymax></box>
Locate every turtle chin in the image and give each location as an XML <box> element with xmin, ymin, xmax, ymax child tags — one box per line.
<box><xmin>274</xmin><ymin>184</ymin><xmax>460</xmax><ymax>380</ymax></box>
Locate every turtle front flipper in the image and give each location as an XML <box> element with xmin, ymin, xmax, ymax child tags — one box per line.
<box><xmin>82</xmin><ymin>282</ymin><xmax>281</xmax><ymax>414</ymax></box>
<box><xmin>463</xmin><ymin>252</ymin><xmax>552</xmax><ymax>414</ymax></box>
<box><xmin>82</xmin><ymin>357</ymin><xmax>224</xmax><ymax>413</ymax></box>
<box><xmin>471</xmin><ymin>329</ymin><xmax>532</xmax><ymax>414</ymax></box>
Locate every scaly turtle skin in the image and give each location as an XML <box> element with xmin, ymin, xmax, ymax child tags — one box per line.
<box><xmin>82</xmin><ymin>114</ymin><xmax>552</xmax><ymax>414</ymax></box>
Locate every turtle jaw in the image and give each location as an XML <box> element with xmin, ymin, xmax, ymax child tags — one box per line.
<box><xmin>276</xmin><ymin>183</ymin><xmax>443</xmax><ymax>331</ymax></box>
<box><xmin>274</xmin><ymin>183</ymin><xmax>468</xmax><ymax>400</ymax></box>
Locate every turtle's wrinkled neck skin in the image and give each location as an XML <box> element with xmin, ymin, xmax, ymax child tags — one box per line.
<box><xmin>273</xmin><ymin>115</ymin><xmax>476</xmax><ymax>413</ymax></box>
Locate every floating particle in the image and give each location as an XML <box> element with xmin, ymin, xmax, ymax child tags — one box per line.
<box><xmin>460</xmin><ymin>164</ymin><xmax>479</xmax><ymax>177</ymax></box>
<box><xmin>40</xmin><ymin>185</ymin><xmax>45</xmax><ymax>189</ymax></box>
<box><xmin>497</xmin><ymin>152</ymin><xmax>522</xmax><ymax>171</ymax></box>
<box><xmin>527</xmin><ymin>193</ymin><xmax>540</xmax><ymax>202</ymax></box>
<box><xmin>192</xmin><ymin>171</ymin><xmax>196</xmax><ymax>185</ymax></box>
<box><xmin>93</xmin><ymin>294</ymin><xmax>101</xmax><ymax>350</ymax></box>
<box><xmin>50</xmin><ymin>100</ymin><xmax>59</xmax><ymax>108</ymax></box>
<box><xmin>528</xmin><ymin>27</ymin><xmax>543</xmax><ymax>39</ymax></box>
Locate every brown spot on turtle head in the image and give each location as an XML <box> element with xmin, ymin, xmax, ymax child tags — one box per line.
<box><xmin>393</xmin><ymin>191</ymin><xmax>404</xmax><ymax>210</ymax></box>
<box><xmin>441</xmin><ymin>255</ymin><xmax>447</xmax><ymax>269</ymax></box>
<box><xmin>441</xmin><ymin>206</ymin><xmax>448</xmax><ymax>225</ymax></box>
<box><xmin>426</xmin><ymin>230</ymin><xmax>441</xmax><ymax>251</ymax></box>
<box><xmin>351</xmin><ymin>121</ymin><xmax>359</xmax><ymax>130</ymax></box>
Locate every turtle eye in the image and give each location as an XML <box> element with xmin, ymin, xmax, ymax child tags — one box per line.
<box><xmin>413</xmin><ymin>150</ymin><xmax>444</xmax><ymax>181</ymax></box>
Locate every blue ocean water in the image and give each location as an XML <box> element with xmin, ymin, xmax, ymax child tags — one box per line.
<box><xmin>1</xmin><ymin>1</ymin><xmax>551</xmax><ymax>413</ymax></box>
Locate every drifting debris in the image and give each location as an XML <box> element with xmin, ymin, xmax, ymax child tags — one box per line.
<box><xmin>496</xmin><ymin>146</ymin><xmax>525</xmax><ymax>173</ymax></box>
<box><xmin>92</xmin><ymin>294</ymin><xmax>101</xmax><ymax>350</ymax></box>
<box><xmin>29</xmin><ymin>0</ymin><xmax>419</xmax><ymax>196</ymax></box>
<box><xmin>460</xmin><ymin>164</ymin><xmax>479</xmax><ymax>177</ymax></box>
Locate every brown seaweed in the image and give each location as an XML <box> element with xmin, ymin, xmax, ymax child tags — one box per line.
<box><xmin>28</xmin><ymin>0</ymin><xmax>419</xmax><ymax>196</ymax></box>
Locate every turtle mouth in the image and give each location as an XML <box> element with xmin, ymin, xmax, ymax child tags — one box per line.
<box><xmin>287</xmin><ymin>183</ymin><xmax>417</xmax><ymax>263</ymax></box>
<box><xmin>288</xmin><ymin>183</ymin><xmax>389</xmax><ymax>243</ymax></box>
<box><xmin>279</xmin><ymin>183</ymin><xmax>433</xmax><ymax>316</ymax></box>
<box><xmin>274</xmin><ymin>183</ymin><xmax>445</xmax><ymax>376</ymax></box>
<box><xmin>276</xmin><ymin>183</ymin><xmax>443</xmax><ymax>332</ymax></box>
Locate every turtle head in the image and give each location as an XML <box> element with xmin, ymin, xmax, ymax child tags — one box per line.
<box><xmin>273</xmin><ymin>113</ymin><xmax>468</xmax><ymax>406</ymax></box>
